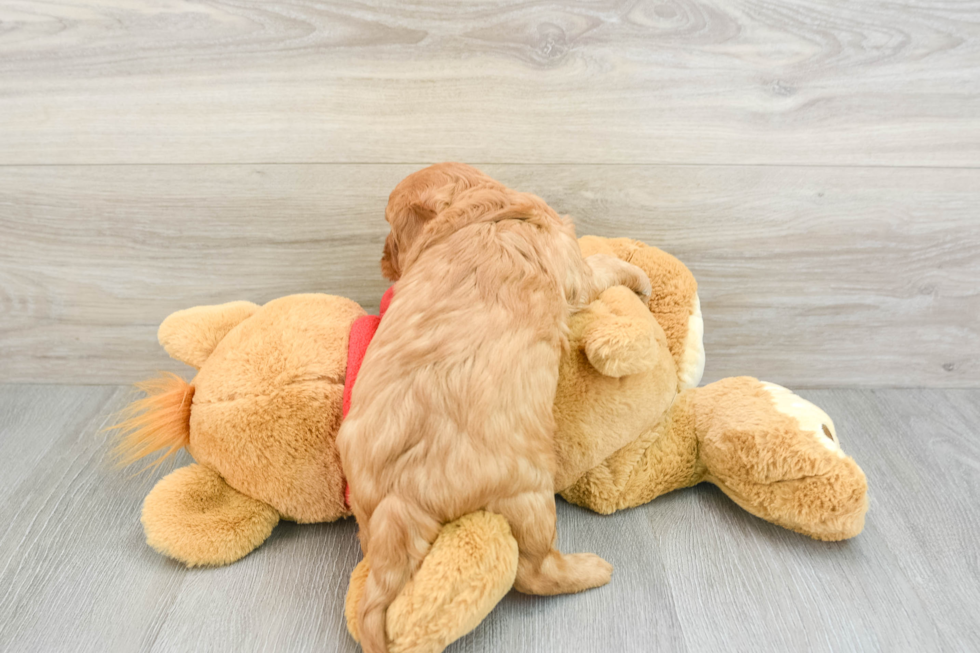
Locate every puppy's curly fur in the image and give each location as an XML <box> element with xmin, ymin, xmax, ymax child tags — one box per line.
<box><xmin>338</xmin><ymin>163</ymin><xmax>651</xmax><ymax>653</ymax></box>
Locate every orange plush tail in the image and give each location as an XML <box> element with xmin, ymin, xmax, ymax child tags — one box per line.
<box><xmin>108</xmin><ymin>373</ymin><xmax>194</xmax><ymax>469</ymax></box>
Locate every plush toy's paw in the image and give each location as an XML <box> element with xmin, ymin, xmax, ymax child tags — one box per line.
<box><xmin>694</xmin><ymin>377</ymin><xmax>868</xmax><ymax>541</ymax></box>
<box><xmin>577</xmin><ymin>236</ymin><xmax>703</xmax><ymax>390</ymax></box>
<box><xmin>141</xmin><ymin>463</ymin><xmax>280</xmax><ymax>566</ymax></box>
<box><xmin>346</xmin><ymin>511</ymin><xmax>518</xmax><ymax>653</ymax></box>
<box><xmin>582</xmin><ymin>286</ymin><xmax>668</xmax><ymax>378</ymax></box>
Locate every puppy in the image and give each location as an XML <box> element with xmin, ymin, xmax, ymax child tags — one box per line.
<box><xmin>337</xmin><ymin>163</ymin><xmax>651</xmax><ymax>653</ymax></box>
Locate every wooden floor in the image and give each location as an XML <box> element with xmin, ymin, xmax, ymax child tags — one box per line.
<box><xmin>0</xmin><ymin>384</ymin><xmax>977</xmax><ymax>652</ymax></box>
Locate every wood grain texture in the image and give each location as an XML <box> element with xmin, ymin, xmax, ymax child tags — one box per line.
<box><xmin>0</xmin><ymin>0</ymin><xmax>978</xmax><ymax>166</ymax></box>
<box><xmin>0</xmin><ymin>386</ymin><xmax>185</xmax><ymax>652</ymax></box>
<box><xmin>1</xmin><ymin>385</ymin><xmax>978</xmax><ymax>651</ymax></box>
<box><xmin>0</xmin><ymin>386</ymin><xmax>364</xmax><ymax>653</ymax></box>
<box><xmin>2</xmin><ymin>164</ymin><xmax>977</xmax><ymax>386</ymax></box>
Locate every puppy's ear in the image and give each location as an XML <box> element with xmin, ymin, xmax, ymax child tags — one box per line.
<box><xmin>383</xmin><ymin>185</ymin><xmax>444</xmax><ymax>279</ymax></box>
<box><xmin>401</xmin><ymin>198</ymin><xmax>439</xmax><ymax>235</ymax></box>
<box><xmin>381</xmin><ymin>232</ymin><xmax>401</xmax><ymax>281</ymax></box>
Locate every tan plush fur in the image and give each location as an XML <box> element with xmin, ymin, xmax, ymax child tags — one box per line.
<box><xmin>113</xmin><ymin>293</ymin><xmax>364</xmax><ymax>567</ymax></box>
<box><xmin>552</xmin><ymin>285</ymin><xmax>678</xmax><ymax>492</ymax></box>
<box><xmin>339</xmin><ymin>164</ymin><xmax>651</xmax><ymax>653</ymax></box>
<box><xmin>188</xmin><ymin>294</ymin><xmax>363</xmax><ymax>523</ymax></box>
<box><xmin>579</xmin><ymin>236</ymin><xmax>700</xmax><ymax>378</ymax></box>
<box><xmin>142</xmin><ymin>464</ymin><xmax>280</xmax><ymax>567</ymax></box>
<box><xmin>692</xmin><ymin>377</ymin><xmax>868</xmax><ymax>541</ymax></box>
<box><xmin>560</xmin><ymin>390</ymin><xmax>704</xmax><ymax>514</ymax></box>
<box><xmin>563</xmin><ymin>375</ymin><xmax>868</xmax><ymax>540</ymax></box>
<box><xmin>158</xmin><ymin>301</ymin><xmax>259</xmax><ymax>369</ymax></box>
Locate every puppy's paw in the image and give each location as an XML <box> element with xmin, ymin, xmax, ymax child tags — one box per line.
<box><xmin>564</xmin><ymin>552</ymin><xmax>613</xmax><ymax>591</ymax></box>
<box><xmin>629</xmin><ymin>267</ymin><xmax>653</xmax><ymax>304</ymax></box>
<box><xmin>585</xmin><ymin>255</ymin><xmax>652</xmax><ymax>303</ymax></box>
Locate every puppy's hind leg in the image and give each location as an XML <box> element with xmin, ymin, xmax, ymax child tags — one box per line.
<box><xmin>488</xmin><ymin>491</ymin><xmax>612</xmax><ymax>596</ymax></box>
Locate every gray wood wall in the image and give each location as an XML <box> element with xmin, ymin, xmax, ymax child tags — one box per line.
<box><xmin>1</xmin><ymin>0</ymin><xmax>978</xmax><ymax>387</ymax></box>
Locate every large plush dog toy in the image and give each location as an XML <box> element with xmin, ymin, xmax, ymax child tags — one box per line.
<box><xmin>112</xmin><ymin>236</ymin><xmax>867</xmax><ymax>653</ymax></box>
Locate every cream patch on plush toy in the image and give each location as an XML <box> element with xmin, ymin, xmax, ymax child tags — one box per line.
<box><xmin>761</xmin><ymin>381</ymin><xmax>844</xmax><ymax>457</ymax></box>
<box><xmin>677</xmin><ymin>293</ymin><xmax>704</xmax><ymax>390</ymax></box>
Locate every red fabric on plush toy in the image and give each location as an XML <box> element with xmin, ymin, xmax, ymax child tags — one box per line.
<box><xmin>342</xmin><ymin>286</ymin><xmax>394</xmax><ymax>507</ymax></box>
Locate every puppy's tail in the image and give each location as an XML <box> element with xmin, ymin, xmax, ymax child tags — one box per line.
<box><xmin>358</xmin><ymin>496</ymin><xmax>438</xmax><ymax>653</ymax></box>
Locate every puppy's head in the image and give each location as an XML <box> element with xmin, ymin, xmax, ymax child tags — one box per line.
<box><xmin>381</xmin><ymin>163</ymin><xmax>501</xmax><ymax>280</ymax></box>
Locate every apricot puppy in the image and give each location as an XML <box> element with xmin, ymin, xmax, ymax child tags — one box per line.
<box><xmin>337</xmin><ymin>163</ymin><xmax>651</xmax><ymax>653</ymax></box>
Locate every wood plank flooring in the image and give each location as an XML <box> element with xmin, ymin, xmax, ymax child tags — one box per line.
<box><xmin>1</xmin><ymin>385</ymin><xmax>977</xmax><ymax>652</ymax></box>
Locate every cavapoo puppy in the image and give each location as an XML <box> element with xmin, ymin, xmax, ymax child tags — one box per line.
<box><xmin>337</xmin><ymin>163</ymin><xmax>651</xmax><ymax>653</ymax></box>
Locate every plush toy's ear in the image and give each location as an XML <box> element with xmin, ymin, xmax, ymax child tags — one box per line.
<box><xmin>158</xmin><ymin>301</ymin><xmax>259</xmax><ymax>369</ymax></box>
<box><xmin>582</xmin><ymin>286</ymin><xmax>668</xmax><ymax>378</ymax></box>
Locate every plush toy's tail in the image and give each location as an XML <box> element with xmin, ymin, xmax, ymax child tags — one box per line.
<box><xmin>108</xmin><ymin>372</ymin><xmax>194</xmax><ymax>469</ymax></box>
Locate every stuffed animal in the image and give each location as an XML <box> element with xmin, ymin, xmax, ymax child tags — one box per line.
<box><xmin>112</xmin><ymin>236</ymin><xmax>867</xmax><ymax>652</ymax></box>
